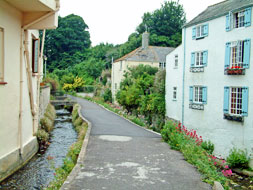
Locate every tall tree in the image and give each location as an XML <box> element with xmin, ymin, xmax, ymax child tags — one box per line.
<box><xmin>43</xmin><ymin>14</ymin><xmax>91</xmax><ymax>71</ymax></box>
<box><xmin>136</xmin><ymin>1</ymin><xmax>186</xmax><ymax>47</ymax></box>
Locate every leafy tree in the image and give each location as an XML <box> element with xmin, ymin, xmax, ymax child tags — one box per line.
<box><xmin>136</xmin><ymin>1</ymin><xmax>186</xmax><ymax>47</ymax></box>
<box><xmin>43</xmin><ymin>14</ymin><xmax>91</xmax><ymax>71</ymax></box>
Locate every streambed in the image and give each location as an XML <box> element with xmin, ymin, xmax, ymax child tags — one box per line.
<box><xmin>0</xmin><ymin>108</ymin><xmax>77</xmax><ymax>190</ymax></box>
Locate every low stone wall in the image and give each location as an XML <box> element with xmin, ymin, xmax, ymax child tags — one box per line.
<box><xmin>39</xmin><ymin>85</ymin><xmax>50</xmax><ymax>119</ymax></box>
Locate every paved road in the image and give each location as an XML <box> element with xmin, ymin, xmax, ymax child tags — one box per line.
<box><xmin>67</xmin><ymin>97</ymin><xmax>211</xmax><ymax>190</ymax></box>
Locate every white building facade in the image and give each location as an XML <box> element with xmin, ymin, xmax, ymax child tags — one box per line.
<box><xmin>0</xmin><ymin>0</ymin><xmax>59</xmax><ymax>181</ymax></box>
<box><xmin>166</xmin><ymin>0</ymin><xmax>253</xmax><ymax>159</ymax></box>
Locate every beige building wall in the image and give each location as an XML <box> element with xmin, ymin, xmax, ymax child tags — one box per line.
<box><xmin>0</xmin><ymin>0</ymin><xmax>58</xmax><ymax>181</ymax></box>
<box><xmin>111</xmin><ymin>60</ymin><xmax>160</xmax><ymax>100</ymax></box>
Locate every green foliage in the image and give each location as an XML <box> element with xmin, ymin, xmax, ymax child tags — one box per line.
<box><xmin>36</xmin><ymin>129</ymin><xmax>49</xmax><ymax>145</ymax></box>
<box><xmin>43</xmin><ymin>14</ymin><xmax>91</xmax><ymax>71</ymax></box>
<box><xmin>227</xmin><ymin>148</ymin><xmax>249</xmax><ymax>169</ymax></box>
<box><xmin>116</xmin><ymin>65</ymin><xmax>165</xmax><ymax>131</ymax></box>
<box><xmin>161</xmin><ymin>122</ymin><xmax>229</xmax><ymax>188</ymax></box>
<box><xmin>201</xmin><ymin>140</ymin><xmax>215</xmax><ymax>155</ymax></box>
<box><xmin>62</xmin><ymin>76</ymin><xmax>85</xmax><ymax>92</ymax></box>
<box><xmin>136</xmin><ymin>1</ymin><xmax>186</xmax><ymax>47</ymax></box>
<box><xmin>103</xmin><ymin>88</ymin><xmax>112</xmax><ymax>103</ymax></box>
<box><xmin>40</xmin><ymin>104</ymin><xmax>56</xmax><ymax>132</ymax></box>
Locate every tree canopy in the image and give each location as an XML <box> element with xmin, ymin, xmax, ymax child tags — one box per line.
<box><xmin>43</xmin><ymin>14</ymin><xmax>91</xmax><ymax>71</ymax></box>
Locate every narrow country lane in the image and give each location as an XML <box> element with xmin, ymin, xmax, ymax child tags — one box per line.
<box><xmin>64</xmin><ymin>97</ymin><xmax>211</xmax><ymax>190</ymax></box>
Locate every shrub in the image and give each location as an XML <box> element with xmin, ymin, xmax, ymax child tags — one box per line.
<box><xmin>40</xmin><ymin>117</ymin><xmax>54</xmax><ymax>132</ymax></box>
<box><xmin>36</xmin><ymin>129</ymin><xmax>49</xmax><ymax>145</ymax></box>
<box><xmin>227</xmin><ymin>148</ymin><xmax>249</xmax><ymax>169</ymax></box>
<box><xmin>103</xmin><ymin>88</ymin><xmax>112</xmax><ymax>103</ymax></box>
<box><xmin>201</xmin><ymin>140</ymin><xmax>215</xmax><ymax>155</ymax></box>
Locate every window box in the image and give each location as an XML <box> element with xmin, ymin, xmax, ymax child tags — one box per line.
<box><xmin>189</xmin><ymin>103</ymin><xmax>204</xmax><ymax>110</ymax></box>
<box><xmin>190</xmin><ymin>67</ymin><xmax>204</xmax><ymax>73</ymax></box>
<box><xmin>225</xmin><ymin>67</ymin><xmax>245</xmax><ymax>75</ymax></box>
<box><xmin>224</xmin><ymin>113</ymin><xmax>244</xmax><ymax>122</ymax></box>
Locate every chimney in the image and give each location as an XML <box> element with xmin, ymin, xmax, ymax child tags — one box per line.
<box><xmin>142</xmin><ymin>32</ymin><xmax>149</xmax><ymax>49</ymax></box>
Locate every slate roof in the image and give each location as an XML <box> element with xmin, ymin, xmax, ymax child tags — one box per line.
<box><xmin>114</xmin><ymin>46</ymin><xmax>175</xmax><ymax>63</ymax></box>
<box><xmin>184</xmin><ymin>0</ymin><xmax>253</xmax><ymax>27</ymax></box>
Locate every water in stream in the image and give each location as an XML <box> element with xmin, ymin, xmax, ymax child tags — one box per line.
<box><xmin>0</xmin><ymin>108</ymin><xmax>77</xmax><ymax>190</ymax></box>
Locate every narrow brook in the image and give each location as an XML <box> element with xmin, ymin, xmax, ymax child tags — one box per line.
<box><xmin>0</xmin><ymin>108</ymin><xmax>77</xmax><ymax>190</ymax></box>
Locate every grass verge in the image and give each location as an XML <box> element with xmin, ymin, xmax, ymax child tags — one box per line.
<box><xmin>45</xmin><ymin>104</ymin><xmax>88</xmax><ymax>190</ymax></box>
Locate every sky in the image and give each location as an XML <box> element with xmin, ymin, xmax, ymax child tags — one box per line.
<box><xmin>59</xmin><ymin>0</ymin><xmax>224</xmax><ymax>46</ymax></box>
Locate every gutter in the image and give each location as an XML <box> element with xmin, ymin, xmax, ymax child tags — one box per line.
<box><xmin>182</xmin><ymin>27</ymin><xmax>186</xmax><ymax>125</ymax></box>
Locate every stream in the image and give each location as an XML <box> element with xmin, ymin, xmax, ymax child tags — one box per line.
<box><xmin>0</xmin><ymin>108</ymin><xmax>77</xmax><ymax>190</ymax></box>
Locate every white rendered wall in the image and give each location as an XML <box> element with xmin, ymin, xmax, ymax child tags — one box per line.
<box><xmin>183</xmin><ymin>9</ymin><xmax>253</xmax><ymax>158</ymax></box>
<box><xmin>165</xmin><ymin>45</ymin><xmax>183</xmax><ymax>121</ymax></box>
<box><xmin>0</xmin><ymin>1</ymin><xmax>40</xmax><ymax>158</ymax></box>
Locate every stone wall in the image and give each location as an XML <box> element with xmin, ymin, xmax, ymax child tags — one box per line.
<box><xmin>39</xmin><ymin>85</ymin><xmax>50</xmax><ymax>119</ymax></box>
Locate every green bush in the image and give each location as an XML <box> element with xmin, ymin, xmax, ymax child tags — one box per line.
<box><xmin>161</xmin><ymin>121</ymin><xmax>229</xmax><ymax>188</ymax></box>
<box><xmin>36</xmin><ymin>129</ymin><xmax>49</xmax><ymax>144</ymax></box>
<box><xmin>201</xmin><ymin>140</ymin><xmax>215</xmax><ymax>155</ymax></box>
<box><xmin>103</xmin><ymin>88</ymin><xmax>112</xmax><ymax>103</ymax></box>
<box><xmin>227</xmin><ymin>148</ymin><xmax>249</xmax><ymax>169</ymax></box>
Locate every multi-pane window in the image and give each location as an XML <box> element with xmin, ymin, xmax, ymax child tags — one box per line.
<box><xmin>174</xmin><ymin>55</ymin><xmax>178</xmax><ymax>68</ymax></box>
<box><xmin>0</xmin><ymin>28</ymin><xmax>4</xmax><ymax>81</ymax></box>
<box><xmin>225</xmin><ymin>39</ymin><xmax>251</xmax><ymax>70</ymax></box>
<box><xmin>196</xmin><ymin>25</ymin><xmax>204</xmax><ymax>38</ymax></box>
<box><xmin>159</xmin><ymin>62</ymin><xmax>166</xmax><ymax>70</ymax></box>
<box><xmin>226</xmin><ymin>7</ymin><xmax>251</xmax><ymax>31</ymax></box>
<box><xmin>231</xmin><ymin>41</ymin><xmax>244</xmax><ymax>68</ymax></box>
<box><xmin>32</xmin><ymin>38</ymin><xmax>39</xmax><ymax>73</ymax></box>
<box><xmin>194</xmin><ymin>86</ymin><xmax>203</xmax><ymax>103</ymax></box>
<box><xmin>230</xmin><ymin>87</ymin><xmax>242</xmax><ymax>115</ymax></box>
<box><xmin>195</xmin><ymin>52</ymin><xmax>204</xmax><ymax>67</ymax></box>
<box><xmin>192</xmin><ymin>24</ymin><xmax>208</xmax><ymax>39</ymax></box>
<box><xmin>224</xmin><ymin>87</ymin><xmax>248</xmax><ymax>117</ymax></box>
<box><xmin>173</xmin><ymin>87</ymin><xmax>177</xmax><ymax>100</ymax></box>
<box><xmin>233</xmin><ymin>11</ymin><xmax>245</xmax><ymax>28</ymax></box>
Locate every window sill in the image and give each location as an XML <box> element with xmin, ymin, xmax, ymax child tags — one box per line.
<box><xmin>196</xmin><ymin>36</ymin><xmax>205</xmax><ymax>40</ymax></box>
<box><xmin>224</xmin><ymin>114</ymin><xmax>244</xmax><ymax>122</ymax></box>
<box><xmin>189</xmin><ymin>103</ymin><xmax>204</xmax><ymax>110</ymax></box>
<box><xmin>32</xmin><ymin>73</ymin><xmax>39</xmax><ymax>77</ymax></box>
<box><xmin>0</xmin><ymin>81</ymin><xmax>7</xmax><ymax>85</ymax></box>
<box><xmin>172</xmin><ymin>99</ymin><xmax>177</xmax><ymax>101</ymax></box>
<box><xmin>190</xmin><ymin>67</ymin><xmax>204</xmax><ymax>73</ymax></box>
<box><xmin>174</xmin><ymin>67</ymin><xmax>178</xmax><ymax>69</ymax></box>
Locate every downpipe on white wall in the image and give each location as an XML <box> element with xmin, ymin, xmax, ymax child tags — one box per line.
<box><xmin>18</xmin><ymin>29</ymin><xmax>24</xmax><ymax>155</ymax></box>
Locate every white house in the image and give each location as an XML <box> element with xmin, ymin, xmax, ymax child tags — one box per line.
<box><xmin>112</xmin><ymin>32</ymin><xmax>174</xmax><ymax>100</ymax></box>
<box><xmin>166</xmin><ymin>0</ymin><xmax>253</xmax><ymax>159</ymax></box>
<box><xmin>0</xmin><ymin>0</ymin><xmax>59</xmax><ymax>181</ymax></box>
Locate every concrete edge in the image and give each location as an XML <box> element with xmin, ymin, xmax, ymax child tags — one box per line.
<box><xmin>0</xmin><ymin>137</ymin><xmax>38</xmax><ymax>182</ymax></box>
<box><xmin>86</xmin><ymin>98</ymin><xmax>161</xmax><ymax>137</ymax></box>
<box><xmin>60</xmin><ymin>104</ymin><xmax>92</xmax><ymax>190</ymax></box>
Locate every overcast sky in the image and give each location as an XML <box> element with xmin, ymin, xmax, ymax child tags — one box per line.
<box><xmin>59</xmin><ymin>0</ymin><xmax>224</xmax><ymax>46</ymax></box>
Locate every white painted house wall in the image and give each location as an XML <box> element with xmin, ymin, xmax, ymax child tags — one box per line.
<box><xmin>166</xmin><ymin>5</ymin><xmax>253</xmax><ymax>158</ymax></box>
<box><xmin>165</xmin><ymin>45</ymin><xmax>183</xmax><ymax>121</ymax></box>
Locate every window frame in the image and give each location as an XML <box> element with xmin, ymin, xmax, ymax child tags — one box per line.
<box><xmin>229</xmin><ymin>87</ymin><xmax>243</xmax><ymax>116</ymax></box>
<box><xmin>173</xmin><ymin>87</ymin><xmax>177</xmax><ymax>101</ymax></box>
<box><xmin>233</xmin><ymin>10</ymin><xmax>245</xmax><ymax>29</ymax></box>
<box><xmin>194</xmin><ymin>52</ymin><xmax>204</xmax><ymax>67</ymax></box>
<box><xmin>230</xmin><ymin>41</ymin><xmax>244</xmax><ymax>68</ymax></box>
<box><xmin>196</xmin><ymin>25</ymin><xmax>204</xmax><ymax>38</ymax></box>
<box><xmin>0</xmin><ymin>27</ymin><xmax>5</xmax><ymax>83</ymax></box>
<box><xmin>32</xmin><ymin>37</ymin><xmax>40</xmax><ymax>74</ymax></box>
<box><xmin>159</xmin><ymin>62</ymin><xmax>166</xmax><ymax>70</ymax></box>
<box><xmin>174</xmin><ymin>54</ymin><xmax>178</xmax><ymax>68</ymax></box>
<box><xmin>193</xmin><ymin>86</ymin><xmax>203</xmax><ymax>104</ymax></box>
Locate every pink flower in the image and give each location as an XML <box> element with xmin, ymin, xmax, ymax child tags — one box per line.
<box><xmin>214</xmin><ymin>162</ymin><xmax>217</xmax><ymax>165</ymax></box>
<box><xmin>225</xmin><ymin>165</ymin><xmax>229</xmax><ymax>169</ymax></box>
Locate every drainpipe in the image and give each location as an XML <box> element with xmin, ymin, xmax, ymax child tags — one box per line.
<box><xmin>35</xmin><ymin>29</ymin><xmax>46</xmax><ymax>135</ymax></box>
<box><xmin>24</xmin><ymin>30</ymin><xmax>36</xmax><ymax>136</ymax></box>
<box><xmin>182</xmin><ymin>27</ymin><xmax>186</xmax><ymax>125</ymax></box>
<box><xmin>18</xmin><ymin>28</ymin><xmax>24</xmax><ymax>155</ymax></box>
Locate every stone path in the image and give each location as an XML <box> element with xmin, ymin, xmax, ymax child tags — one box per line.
<box><xmin>63</xmin><ymin>97</ymin><xmax>211</xmax><ymax>190</ymax></box>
